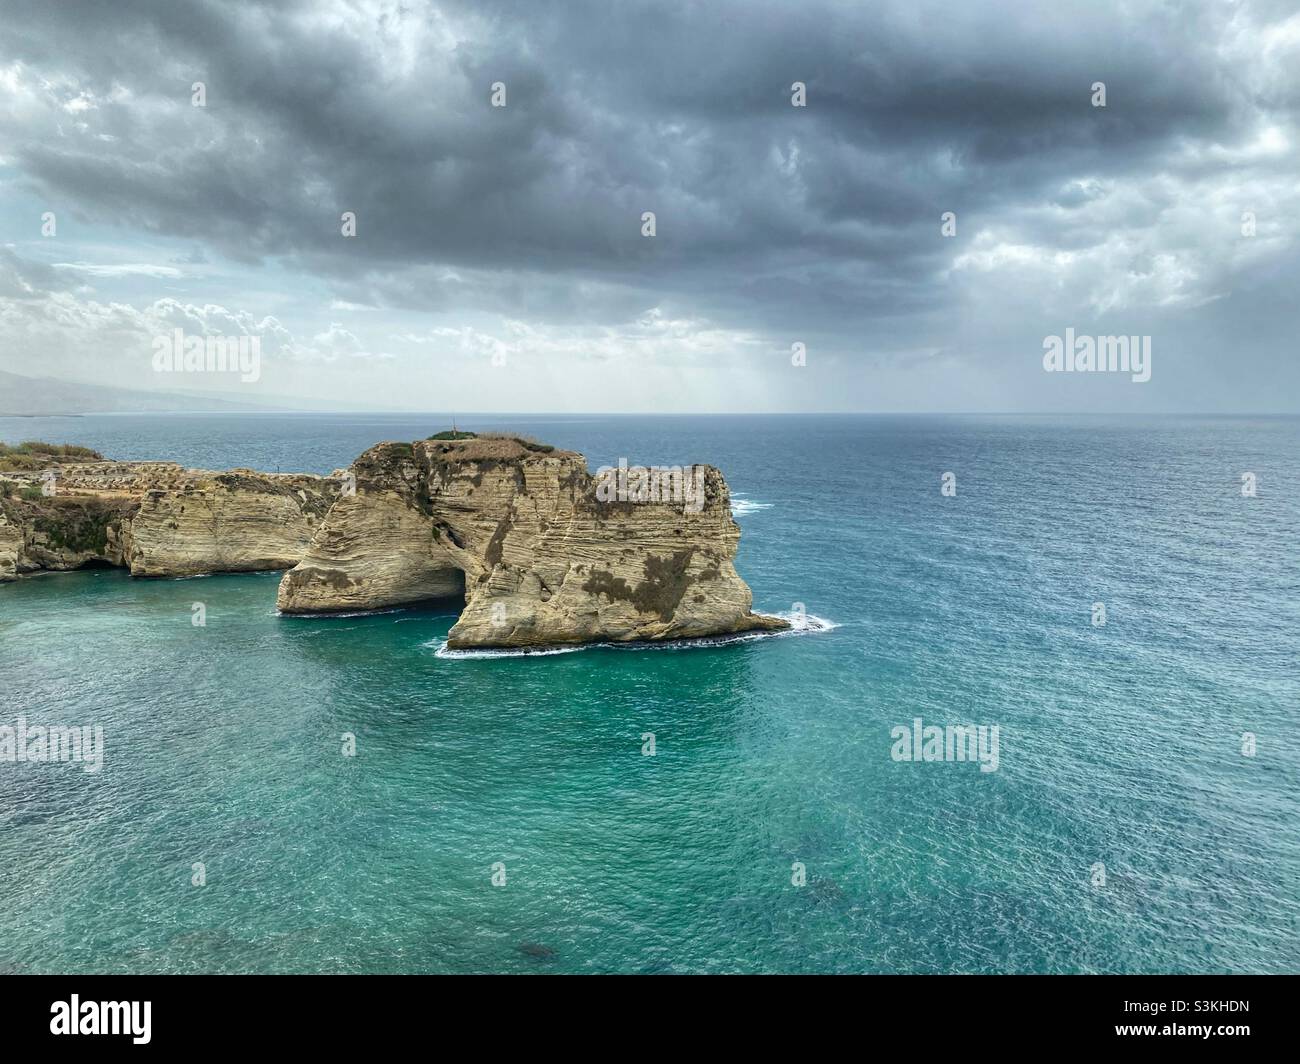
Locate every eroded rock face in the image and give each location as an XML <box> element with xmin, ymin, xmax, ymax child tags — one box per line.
<box><xmin>0</xmin><ymin>459</ymin><xmax>339</xmax><ymax>579</ymax></box>
<box><xmin>127</xmin><ymin>471</ymin><xmax>337</xmax><ymax>577</ymax></box>
<box><xmin>277</xmin><ymin>436</ymin><xmax>787</xmax><ymax>648</ymax></box>
<box><xmin>0</xmin><ymin>511</ymin><xmax>23</xmax><ymax>581</ymax></box>
<box><xmin>3</xmin><ymin>436</ymin><xmax>785</xmax><ymax>650</ymax></box>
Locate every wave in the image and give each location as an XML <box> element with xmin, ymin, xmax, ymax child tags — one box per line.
<box><xmin>680</xmin><ymin>610</ymin><xmax>840</xmax><ymax>647</ymax></box>
<box><xmin>730</xmin><ymin>493</ymin><xmax>773</xmax><ymax>516</ymax></box>
<box><xmin>275</xmin><ymin>606</ymin><xmax>409</xmax><ymax>619</ymax></box>
<box><xmin>429</xmin><ymin>641</ymin><xmax>586</xmax><ymax>659</ymax></box>
<box><xmin>761</xmin><ymin>609</ymin><xmax>841</xmax><ymax>634</ymax></box>
<box><xmin>428</xmin><ymin>610</ymin><xmax>837</xmax><ymax>659</ymax></box>
<box><xmin>175</xmin><ymin>568</ymin><xmax>287</xmax><ymax>581</ymax></box>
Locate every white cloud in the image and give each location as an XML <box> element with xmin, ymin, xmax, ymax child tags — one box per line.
<box><xmin>53</xmin><ymin>262</ymin><xmax>183</xmax><ymax>279</ymax></box>
<box><xmin>400</xmin><ymin>309</ymin><xmax>768</xmax><ymax>367</ymax></box>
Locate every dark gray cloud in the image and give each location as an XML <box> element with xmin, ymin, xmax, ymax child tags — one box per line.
<box><xmin>1</xmin><ymin>0</ymin><xmax>1297</xmax><ymax>409</ymax></box>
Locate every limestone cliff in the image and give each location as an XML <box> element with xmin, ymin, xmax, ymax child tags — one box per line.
<box><xmin>277</xmin><ymin>435</ymin><xmax>787</xmax><ymax>648</ymax></box>
<box><xmin>2</xmin><ymin>436</ymin><xmax>786</xmax><ymax>651</ymax></box>
<box><xmin>0</xmin><ymin>452</ymin><xmax>339</xmax><ymax>580</ymax></box>
<box><xmin>126</xmin><ymin>469</ymin><xmax>337</xmax><ymax>577</ymax></box>
<box><xmin>0</xmin><ymin>510</ymin><xmax>24</xmax><ymax>581</ymax></box>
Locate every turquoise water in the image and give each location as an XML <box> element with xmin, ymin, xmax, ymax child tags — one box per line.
<box><xmin>1</xmin><ymin>413</ymin><xmax>1297</xmax><ymax>973</ymax></box>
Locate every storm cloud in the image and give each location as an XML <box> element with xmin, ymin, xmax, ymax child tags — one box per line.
<box><xmin>1</xmin><ymin>0</ymin><xmax>1297</xmax><ymax>411</ymax></box>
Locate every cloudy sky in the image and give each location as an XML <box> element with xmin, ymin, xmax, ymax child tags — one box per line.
<box><xmin>1</xmin><ymin>0</ymin><xmax>1298</xmax><ymax>412</ymax></box>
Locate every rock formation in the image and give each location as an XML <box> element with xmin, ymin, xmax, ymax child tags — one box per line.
<box><xmin>277</xmin><ymin>435</ymin><xmax>786</xmax><ymax>648</ymax></box>
<box><xmin>2</xmin><ymin>436</ymin><xmax>786</xmax><ymax>650</ymax></box>
<box><xmin>0</xmin><ymin>448</ymin><xmax>339</xmax><ymax>580</ymax></box>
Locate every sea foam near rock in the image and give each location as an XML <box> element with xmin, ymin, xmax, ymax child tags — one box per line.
<box><xmin>428</xmin><ymin>610</ymin><xmax>837</xmax><ymax>659</ymax></box>
<box><xmin>730</xmin><ymin>494</ymin><xmax>773</xmax><ymax>516</ymax></box>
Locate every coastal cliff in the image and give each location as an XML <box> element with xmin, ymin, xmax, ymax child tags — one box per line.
<box><xmin>279</xmin><ymin>435</ymin><xmax>786</xmax><ymax>648</ymax></box>
<box><xmin>0</xmin><ymin>444</ymin><xmax>339</xmax><ymax>580</ymax></box>
<box><xmin>2</xmin><ymin>436</ymin><xmax>786</xmax><ymax>649</ymax></box>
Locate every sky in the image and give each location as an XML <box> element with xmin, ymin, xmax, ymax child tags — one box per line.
<box><xmin>0</xmin><ymin>0</ymin><xmax>1298</xmax><ymax>413</ymax></box>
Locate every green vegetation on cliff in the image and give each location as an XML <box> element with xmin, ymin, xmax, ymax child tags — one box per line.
<box><xmin>31</xmin><ymin>498</ymin><xmax>117</xmax><ymax>555</ymax></box>
<box><xmin>0</xmin><ymin>441</ymin><xmax>102</xmax><ymax>471</ymax></box>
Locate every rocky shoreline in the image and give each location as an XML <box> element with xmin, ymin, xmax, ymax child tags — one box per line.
<box><xmin>0</xmin><ymin>436</ymin><xmax>787</xmax><ymax>649</ymax></box>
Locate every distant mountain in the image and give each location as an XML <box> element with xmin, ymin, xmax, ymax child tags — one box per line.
<box><xmin>0</xmin><ymin>370</ymin><xmax>333</xmax><ymax>416</ymax></box>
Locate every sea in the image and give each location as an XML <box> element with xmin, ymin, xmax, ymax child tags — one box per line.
<box><xmin>0</xmin><ymin>412</ymin><xmax>1297</xmax><ymax>973</ymax></box>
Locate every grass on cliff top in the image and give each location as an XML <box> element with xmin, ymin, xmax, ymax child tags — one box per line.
<box><xmin>421</xmin><ymin>426</ymin><xmax>553</xmax><ymax>452</ymax></box>
<box><xmin>474</xmin><ymin>432</ymin><xmax>556</xmax><ymax>454</ymax></box>
<box><xmin>0</xmin><ymin>441</ymin><xmax>102</xmax><ymax>471</ymax></box>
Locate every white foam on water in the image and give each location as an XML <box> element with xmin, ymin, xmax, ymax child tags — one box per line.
<box><xmin>428</xmin><ymin>610</ymin><xmax>837</xmax><ymax>659</ymax></box>
<box><xmin>761</xmin><ymin>610</ymin><xmax>841</xmax><ymax>634</ymax></box>
<box><xmin>673</xmin><ymin>610</ymin><xmax>840</xmax><ymax>647</ymax></box>
<box><xmin>429</xmin><ymin>640</ymin><xmax>585</xmax><ymax>659</ymax></box>
<box><xmin>177</xmin><ymin>568</ymin><xmax>288</xmax><ymax>581</ymax></box>
<box><xmin>276</xmin><ymin>606</ymin><xmax>408</xmax><ymax>619</ymax></box>
<box><xmin>729</xmin><ymin>494</ymin><xmax>773</xmax><ymax>516</ymax></box>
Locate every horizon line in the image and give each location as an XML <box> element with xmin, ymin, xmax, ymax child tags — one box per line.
<box><xmin>4</xmin><ymin>409</ymin><xmax>1299</xmax><ymax>419</ymax></box>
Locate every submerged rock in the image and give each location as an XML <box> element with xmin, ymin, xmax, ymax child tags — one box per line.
<box><xmin>277</xmin><ymin>435</ymin><xmax>787</xmax><ymax>649</ymax></box>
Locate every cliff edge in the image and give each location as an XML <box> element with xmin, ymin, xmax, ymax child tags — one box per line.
<box><xmin>277</xmin><ymin>435</ymin><xmax>787</xmax><ymax>648</ymax></box>
<box><xmin>0</xmin><ymin>444</ymin><xmax>339</xmax><ymax>580</ymax></box>
<box><xmin>1</xmin><ymin>436</ymin><xmax>787</xmax><ymax>650</ymax></box>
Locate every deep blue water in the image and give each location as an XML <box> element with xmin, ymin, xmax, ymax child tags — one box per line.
<box><xmin>1</xmin><ymin>413</ymin><xmax>1297</xmax><ymax>972</ymax></box>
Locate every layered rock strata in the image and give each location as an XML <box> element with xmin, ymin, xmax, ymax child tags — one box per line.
<box><xmin>2</xmin><ymin>437</ymin><xmax>785</xmax><ymax>651</ymax></box>
<box><xmin>277</xmin><ymin>436</ymin><xmax>787</xmax><ymax>648</ymax></box>
<box><xmin>0</xmin><ymin>454</ymin><xmax>339</xmax><ymax>580</ymax></box>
